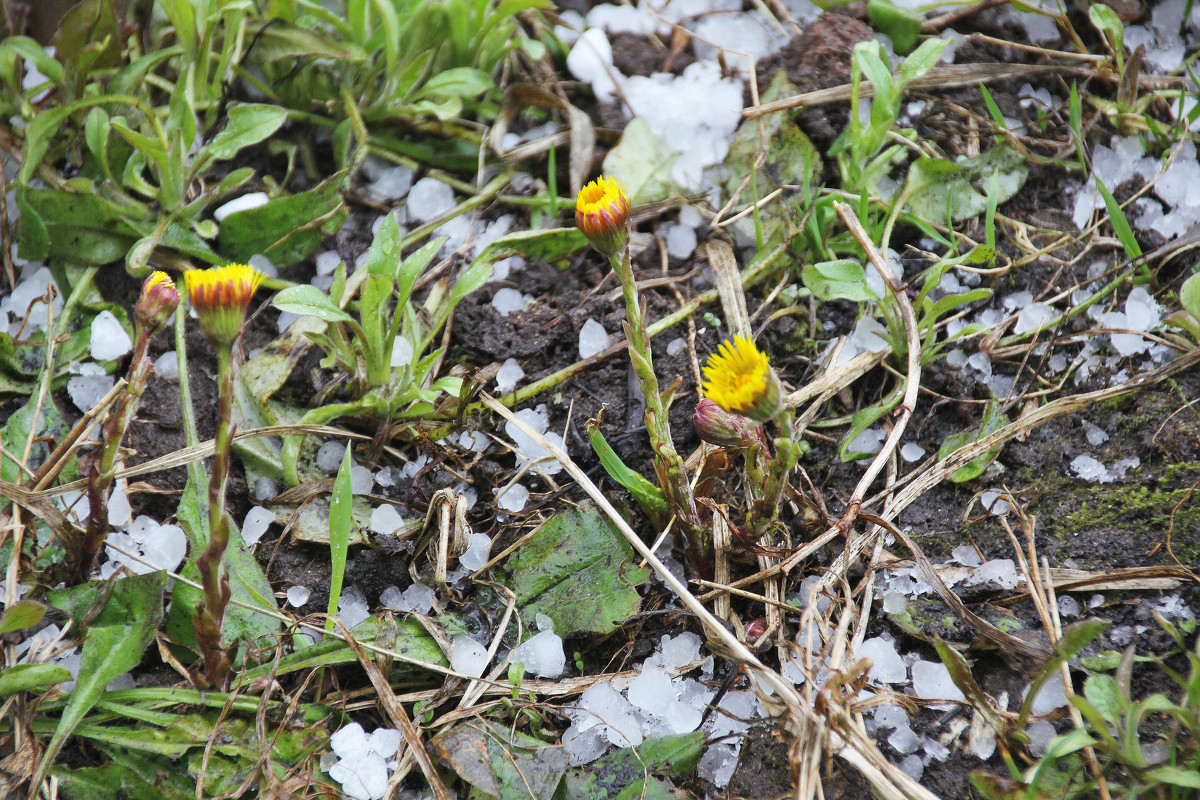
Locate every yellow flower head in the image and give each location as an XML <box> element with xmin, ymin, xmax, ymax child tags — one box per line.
<box><xmin>135</xmin><ymin>270</ymin><xmax>180</xmax><ymax>336</ymax></box>
<box><xmin>701</xmin><ymin>336</ymin><xmax>783</xmax><ymax>422</ymax></box>
<box><xmin>576</xmin><ymin>176</ymin><xmax>630</xmax><ymax>255</ymax></box>
<box><xmin>184</xmin><ymin>264</ymin><xmax>264</xmax><ymax>347</ymax></box>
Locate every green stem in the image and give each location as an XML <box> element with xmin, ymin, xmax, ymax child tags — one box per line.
<box><xmin>194</xmin><ymin>345</ymin><xmax>235</xmax><ymax>687</ymax></box>
<box><xmin>747</xmin><ymin>408</ymin><xmax>800</xmax><ymax>539</ymax></box>
<box><xmin>606</xmin><ymin>248</ymin><xmax>704</xmax><ymax>558</ymax></box>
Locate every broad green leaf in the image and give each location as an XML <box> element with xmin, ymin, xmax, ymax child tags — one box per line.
<box><xmin>1180</xmin><ymin>273</ymin><xmax>1200</xmax><ymax>319</ymax></box>
<box><xmin>366</xmin><ymin>211</ymin><xmax>404</xmax><ymax>281</ymax></box>
<box><xmin>906</xmin><ymin>145</ymin><xmax>1028</xmax><ymax>224</ymax></box>
<box><xmin>473</xmin><ymin>227</ymin><xmax>587</xmax><ymax>268</ymax></box>
<box><xmin>17</xmin><ymin>187</ymin><xmax>140</xmax><ymax>265</ymax></box>
<box><xmin>0</xmin><ymin>599</ymin><xmax>45</xmax><ymax>633</ymax></box>
<box><xmin>898</xmin><ymin>37</ymin><xmax>950</xmax><ymax>84</ymax></box>
<box><xmin>54</xmin><ymin>758</ymin><xmax>195</xmax><ymax>800</ymax></box>
<box><xmin>602</xmin><ymin>116</ymin><xmax>679</xmax><ymax>204</ymax></box>
<box><xmin>33</xmin><ymin>572</ymin><xmax>165</xmax><ymax>788</ymax></box>
<box><xmin>937</xmin><ymin>401</ymin><xmax>1009</xmax><ymax>482</ymax></box>
<box><xmin>504</xmin><ymin>502</ymin><xmax>648</xmax><ymax>635</ymax></box>
<box><xmin>803</xmin><ymin>259</ymin><xmax>874</xmax><ymax>302</ymax></box>
<box><xmin>588</xmin><ymin>422</ymin><xmax>668</xmax><ymax>524</ymax></box>
<box><xmin>1146</xmin><ymin>766</ymin><xmax>1200</xmax><ymax>789</ymax></box>
<box><xmin>868</xmin><ymin>0</ymin><xmax>922</xmax><ymax>53</ymax></box>
<box><xmin>272</xmin><ymin>284</ymin><xmax>353</xmax><ymax>322</ymax></box>
<box><xmin>1083</xmin><ymin>674</ymin><xmax>1127</xmax><ymax>723</ymax></box>
<box><xmin>0</xmin><ymin>664</ymin><xmax>72</xmax><ymax>696</ymax></box>
<box><xmin>217</xmin><ymin>172</ymin><xmax>347</xmax><ymax>267</ymax></box>
<box><xmin>396</xmin><ymin>236</ymin><xmax>444</xmax><ymax>304</ymax></box>
<box><xmin>416</xmin><ymin>67</ymin><xmax>492</xmax><ymax>101</ymax></box>
<box><xmin>562</xmin><ymin>733</ymin><xmax>704</xmax><ymax>800</ymax></box>
<box><xmin>430</xmin><ymin>719</ymin><xmax>568</xmax><ymax>800</ymax></box>
<box><xmin>205</xmin><ymin>103</ymin><xmax>288</xmax><ymax>161</ymax></box>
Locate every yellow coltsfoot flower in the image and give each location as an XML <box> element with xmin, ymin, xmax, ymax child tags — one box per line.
<box><xmin>184</xmin><ymin>263</ymin><xmax>265</xmax><ymax>347</ymax></box>
<box><xmin>135</xmin><ymin>271</ymin><xmax>180</xmax><ymax>336</ymax></box>
<box><xmin>701</xmin><ymin>335</ymin><xmax>784</xmax><ymax>423</ymax></box>
<box><xmin>576</xmin><ymin>176</ymin><xmax>630</xmax><ymax>255</ymax></box>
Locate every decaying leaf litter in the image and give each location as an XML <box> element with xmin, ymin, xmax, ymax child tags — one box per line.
<box><xmin>1</xmin><ymin>0</ymin><xmax>1199</xmax><ymax>797</ymax></box>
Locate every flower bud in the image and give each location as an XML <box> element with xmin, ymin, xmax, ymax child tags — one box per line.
<box><xmin>701</xmin><ymin>336</ymin><xmax>784</xmax><ymax>423</ymax></box>
<box><xmin>576</xmin><ymin>176</ymin><xmax>630</xmax><ymax>255</ymax></box>
<box><xmin>693</xmin><ymin>398</ymin><xmax>757</xmax><ymax>449</ymax></box>
<box><xmin>134</xmin><ymin>271</ymin><xmax>180</xmax><ymax>337</ymax></box>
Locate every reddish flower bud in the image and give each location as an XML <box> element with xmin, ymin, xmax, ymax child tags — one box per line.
<box><xmin>744</xmin><ymin>618</ymin><xmax>768</xmax><ymax>641</ymax></box>
<box><xmin>576</xmin><ymin>176</ymin><xmax>630</xmax><ymax>255</ymax></box>
<box><xmin>693</xmin><ymin>398</ymin><xmax>756</xmax><ymax>449</ymax></box>
<box><xmin>134</xmin><ymin>271</ymin><xmax>180</xmax><ymax>337</ymax></box>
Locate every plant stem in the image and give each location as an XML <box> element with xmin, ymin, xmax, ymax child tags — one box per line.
<box><xmin>607</xmin><ymin>248</ymin><xmax>706</xmax><ymax>564</ymax></box>
<box><xmin>194</xmin><ymin>345</ymin><xmax>235</xmax><ymax>688</ymax></box>
<box><xmin>747</xmin><ymin>408</ymin><xmax>800</xmax><ymax>538</ymax></box>
<box><xmin>74</xmin><ymin>327</ymin><xmax>155</xmax><ymax>583</ymax></box>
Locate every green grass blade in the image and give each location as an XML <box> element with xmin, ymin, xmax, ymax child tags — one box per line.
<box><xmin>326</xmin><ymin>445</ymin><xmax>353</xmax><ymax>632</ymax></box>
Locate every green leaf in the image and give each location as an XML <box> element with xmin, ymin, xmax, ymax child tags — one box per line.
<box><xmin>1146</xmin><ymin>766</ymin><xmax>1200</xmax><ymax>789</ymax></box>
<box><xmin>868</xmin><ymin>0</ymin><xmax>922</xmax><ymax>54</ymax></box>
<box><xmin>216</xmin><ymin>172</ymin><xmax>347</xmax><ymax>267</ymax></box>
<box><xmin>937</xmin><ymin>401</ymin><xmax>1008</xmax><ymax>482</ymax></box>
<box><xmin>1094</xmin><ymin>176</ymin><xmax>1142</xmax><ymax>259</ymax></box>
<box><xmin>602</xmin><ymin>116</ymin><xmax>679</xmax><ymax>204</ymax></box>
<box><xmin>1180</xmin><ymin>273</ymin><xmax>1200</xmax><ymax>319</ymax></box>
<box><xmin>416</xmin><ymin>67</ymin><xmax>493</xmax><ymax>101</ymax></box>
<box><xmin>905</xmin><ymin>145</ymin><xmax>1028</xmax><ymax>224</ymax></box>
<box><xmin>17</xmin><ymin>187</ymin><xmax>140</xmax><ymax>265</ymax></box>
<box><xmin>0</xmin><ymin>598</ymin><xmax>46</xmax><ymax>634</ymax></box>
<box><xmin>588</xmin><ymin>422</ymin><xmax>668</xmax><ymax>524</ymax></box>
<box><xmin>33</xmin><ymin>572</ymin><xmax>165</xmax><ymax>788</ymax></box>
<box><xmin>430</xmin><ymin>719</ymin><xmax>569</xmax><ymax>800</ymax></box>
<box><xmin>472</xmin><ymin>227</ymin><xmax>588</xmax><ymax>268</ymax></box>
<box><xmin>803</xmin><ymin>259</ymin><xmax>875</xmax><ymax>302</ymax></box>
<box><xmin>1016</xmin><ymin>619</ymin><xmax>1108</xmax><ymax>726</ymax></box>
<box><xmin>205</xmin><ymin>103</ymin><xmax>288</xmax><ymax>161</ymax></box>
<box><xmin>327</xmin><ymin>445</ymin><xmax>353</xmax><ymax>633</ymax></box>
<box><xmin>1083</xmin><ymin>674</ymin><xmax>1127</xmax><ymax>724</ymax></box>
<box><xmin>562</xmin><ymin>733</ymin><xmax>704</xmax><ymax>800</ymax></box>
<box><xmin>272</xmin><ymin>284</ymin><xmax>353</xmax><ymax>322</ymax></box>
<box><xmin>504</xmin><ymin>502</ymin><xmax>648</xmax><ymax>636</ymax></box>
<box><xmin>54</xmin><ymin>758</ymin><xmax>195</xmax><ymax>800</ymax></box>
<box><xmin>0</xmin><ymin>663</ymin><xmax>72</xmax><ymax>696</ymax></box>
<box><xmin>839</xmin><ymin>386</ymin><xmax>901</xmax><ymax>462</ymax></box>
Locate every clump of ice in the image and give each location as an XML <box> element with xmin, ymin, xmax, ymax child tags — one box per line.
<box><xmin>622</xmin><ymin>61</ymin><xmax>744</xmax><ymax>189</ymax></box>
<box><xmin>579</xmin><ymin>319</ymin><xmax>610</xmax><ymax>359</ymax></box>
<box><xmin>406</xmin><ymin>178</ymin><xmax>456</xmax><ymax>223</ymax></box>
<box><xmin>90</xmin><ymin>311</ymin><xmax>132</xmax><ymax>361</ymax></box>
<box><xmin>316</xmin><ymin>441</ymin><xmax>349</xmax><ymax>472</ymax></box>
<box><xmin>369</xmin><ymin>504</ymin><xmax>405</xmax><ymax>536</ymax></box>
<box><xmin>979</xmin><ymin>490</ymin><xmax>1011</xmax><ymax>516</ymax></box>
<box><xmin>494</xmin><ymin>358</ymin><xmax>524</xmax><ymax>394</ymax></box>
<box><xmin>328</xmin><ymin>722</ymin><xmax>401</xmax><ymax>800</ymax></box>
<box><xmin>578</xmin><ymin>681</ymin><xmax>643</xmax><ymax>747</ymax></box>
<box><xmin>241</xmin><ymin>506</ymin><xmax>274</xmax><ymax>545</ymax></box>
<box><xmin>390</xmin><ymin>336</ymin><xmax>414</xmax><ymax>367</ymax></box>
<box><xmin>849</xmin><ymin>428</ymin><xmax>885</xmax><ymax>454</ymax></box>
<box><xmin>458</xmin><ymin>533</ymin><xmax>491</xmax><ymax>571</ymax></box>
<box><xmin>505</xmin><ymin>404</ymin><xmax>564</xmax><ymax>476</ymax></box>
<box><xmin>68</xmin><ymin>363</ymin><xmax>115</xmax><ymax>413</ymax></box>
<box><xmin>287</xmin><ymin>586</ymin><xmax>311</xmax><ymax>607</ymax></box>
<box><xmin>450</xmin><ymin>634</ymin><xmax>489</xmax><ymax>677</ymax></box>
<box><xmin>496</xmin><ymin>483</ymin><xmax>529</xmax><ymax>513</ymax></box>
<box><xmin>1081</xmin><ymin>420</ymin><xmax>1109</xmax><ymax>446</ymax></box>
<box><xmin>834</xmin><ymin>316</ymin><xmax>890</xmax><ymax>365</ymax></box>
<box><xmin>213</xmin><ymin>192</ymin><xmax>269</xmax><ymax>221</ymax></box>
<box><xmin>1013</xmin><ymin>302</ymin><xmax>1055</xmax><ymax>335</ymax></box>
<box><xmin>154</xmin><ymin>351</ymin><xmax>179</xmax><ymax>381</ymax></box>
<box><xmin>900</xmin><ymin>443</ymin><xmax>925</xmax><ymax>462</ymax></box>
<box><xmin>1027</xmin><ymin>720</ymin><xmax>1057</xmax><ymax>757</ymax></box>
<box><xmin>510</xmin><ymin>629</ymin><xmax>566</xmax><ymax>678</ymax></box>
<box><xmin>567</xmin><ymin>28</ymin><xmax>620</xmax><ymax>102</ymax></box>
<box><xmin>692</xmin><ymin>12</ymin><xmax>787</xmax><ymax>74</ymax></box>
<box><xmin>491</xmin><ymin>287</ymin><xmax>533</xmax><ymax>316</ymax></box>
<box><xmin>337</xmin><ymin>586</ymin><xmax>370</xmax><ymax>630</ymax></box>
<box><xmin>7</xmin><ymin>266</ymin><xmax>61</xmax><ymax>333</ymax></box>
<box><xmin>911</xmin><ymin>660</ymin><xmax>967</xmax><ymax>702</ymax></box>
<box><xmin>351</xmin><ymin>463</ymin><xmax>374</xmax><ymax>495</ymax></box>
<box><xmin>380</xmin><ymin>583</ymin><xmax>435</xmax><ymax>615</ymax></box>
<box><xmin>1024</xmin><ymin>671</ymin><xmax>1070</xmax><ymax>715</ymax></box>
<box><xmin>99</xmin><ymin>516</ymin><xmax>187</xmax><ymax>578</ymax></box>
<box><xmin>1071</xmin><ymin>453</ymin><xmax>1138</xmax><ymax>484</ymax></box>
<box><xmin>586</xmin><ymin>3</ymin><xmax>665</xmax><ymax>35</ymax></box>
<box><xmin>858</xmin><ymin>636</ymin><xmax>907</xmax><ymax>684</ymax></box>
<box><xmin>969</xmin><ymin>559</ymin><xmax>1020</xmax><ymax>590</ymax></box>
<box><xmin>365</xmin><ymin>164</ymin><xmax>414</xmax><ymax>204</ymax></box>
<box><xmin>663</xmin><ymin>223</ymin><xmax>698</xmax><ymax>260</ymax></box>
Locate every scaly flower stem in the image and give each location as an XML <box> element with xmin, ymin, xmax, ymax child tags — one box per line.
<box><xmin>194</xmin><ymin>345</ymin><xmax>235</xmax><ymax>688</ymax></box>
<box><xmin>747</xmin><ymin>408</ymin><xmax>800</xmax><ymax>538</ymax></box>
<box><xmin>607</xmin><ymin>249</ymin><xmax>705</xmax><ymax>561</ymax></box>
<box><xmin>74</xmin><ymin>331</ymin><xmax>154</xmax><ymax>583</ymax></box>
